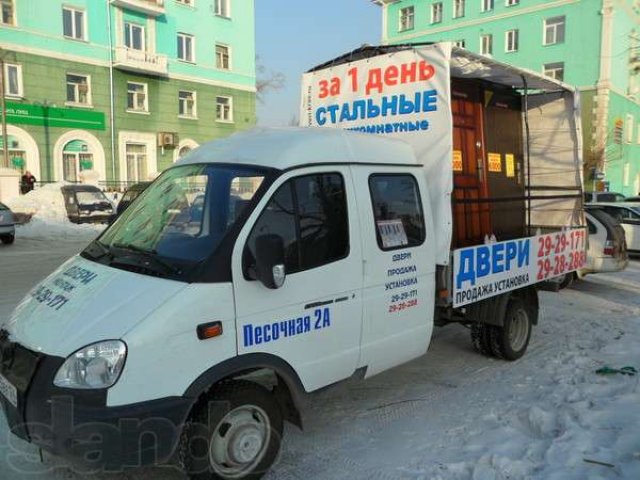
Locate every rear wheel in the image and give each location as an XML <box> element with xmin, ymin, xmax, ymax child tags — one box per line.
<box><xmin>181</xmin><ymin>380</ymin><xmax>283</xmax><ymax>480</ymax></box>
<box><xmin>489</xmin><ymin>297</ymin><xmax>533</xmax><ymax>361</ymax></box>
<box><xmin>1</xmin><ymin>234</ymin><xmax>15</xmax><ymax>245</ymax></box>
<box><xmin>470</xmin><ymin>323</ymin><xmax>493</xmax><ymax>357</ymax></box>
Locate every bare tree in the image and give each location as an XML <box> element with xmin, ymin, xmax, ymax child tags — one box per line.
<box><xmin>256</xmin><ymin>55</ymin><xmax>285</xmax><ymax>103</ymax></box>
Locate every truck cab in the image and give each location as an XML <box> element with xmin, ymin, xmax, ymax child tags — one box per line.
<box><xmin>0</xmin><ymin>128</ymin><xmax>437</xmax><ymax>478</ymax></box>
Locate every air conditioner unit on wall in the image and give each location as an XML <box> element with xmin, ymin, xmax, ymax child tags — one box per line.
<box><xmin>157</xmin><ymin>132</ymin><xmax>179</xmax><ymax>148</ymax></box>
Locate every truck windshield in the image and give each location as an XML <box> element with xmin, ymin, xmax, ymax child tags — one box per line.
<box><xmin>97</xmin><ymin>164</ymin><xmax>266</xmax><ymax>263</ymax></box>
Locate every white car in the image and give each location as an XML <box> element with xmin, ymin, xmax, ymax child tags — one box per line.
<box><xmin>591</xmin><ymin>203</ymin><xmax>640</xmax><ymax>254</ymax></box>
<box><xmin>555</xmin><ymin>208</ymin><xmax>628</xmax><ymax>288</ymax></box>
<box><xmin>0</xmin><ymin>202</ymin><xmax>16</xmax><ymax>245</ymax></box>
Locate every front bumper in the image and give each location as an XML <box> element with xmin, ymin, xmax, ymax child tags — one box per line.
<box><xmin>0</xmin><ymin>224</ymin><xmax>15</xmax><ymax>235</ymax></box>
<box><xmin>0</xmin><ymin>332</ymin><xmax>192</xmax><ymax>470</ymax></box>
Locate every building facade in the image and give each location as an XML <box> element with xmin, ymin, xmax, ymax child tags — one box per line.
<box><xmin>0</xmin><ymin>0</ymin><xmax>256</xmax><ymax>186</ymax></box>
<box><xmin>374</xmin><ymin>0</ymin><xmax>640</xmax><ymax>195</ymax></box>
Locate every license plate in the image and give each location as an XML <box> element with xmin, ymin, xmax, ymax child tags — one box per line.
<box><xmin>0</xmin><ymin>373</ymin><xmax>17</xmax><ymax>408</ymax></box>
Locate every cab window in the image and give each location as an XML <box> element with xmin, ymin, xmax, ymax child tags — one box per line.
<box><xmin>244</xmin><ymin>173</ymin><xmax>349</xmax><ymax>276</ymax></box>
<box><xmin>369</xmin><ymin>174</ymin><xmax>425</xmax><ymax>250</ymax></box>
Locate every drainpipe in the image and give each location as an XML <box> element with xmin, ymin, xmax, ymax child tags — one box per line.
<box><xmin>0</xmin><ymin>54</ymin><xmax>8</xmax><ymax>169</ymax></box>
<box><xmin>594</xmin><ymin>0</ymin><xmax>613</xmax><ymax>182</ymax></box>
<box><xmin>106</xmin><ymin>0</ymin><xmax>117</xmax><ymax>185</ymax></box>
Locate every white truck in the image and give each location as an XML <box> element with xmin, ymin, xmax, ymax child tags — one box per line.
<box><xmin>0</xmin><ymin>44</ymin><xmax>585</xmax><ymax>479</ymax></box>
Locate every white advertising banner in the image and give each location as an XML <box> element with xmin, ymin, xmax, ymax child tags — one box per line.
<box><xmin>453</xmin><ymin>228</ymin><xmax>587</xmax><ymax>307</ymax></box>
<box><xmin>300</xmin><ymin>44</ymin><xmax>454</xmax><ymax>266</ymax></box>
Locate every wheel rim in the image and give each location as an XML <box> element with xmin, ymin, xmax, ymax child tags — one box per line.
<box><xmin>209</xmin><ymin>405</ymin><xmax>271</xmax><ymax>478</ymax></box>
<box><xmin>508</xmin><ymin>308</ymin><xmax>530</xmax><ymax>352</ymax></box>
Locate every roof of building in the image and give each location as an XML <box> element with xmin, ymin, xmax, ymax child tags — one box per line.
<box><xmin>178</xmin><ymin>127</ymin><xmax>418</xmax><ymax>170</ymax></box>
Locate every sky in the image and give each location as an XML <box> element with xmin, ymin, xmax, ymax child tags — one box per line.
<box><xmin>255</xmin><ymin>1</ymin><xmax>382</xmax><ymax>126</ymax></box>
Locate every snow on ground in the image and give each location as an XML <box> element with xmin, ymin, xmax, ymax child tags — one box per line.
<box><xmin>5</xmin><ymin>183</ymin><xmax>105</xmax><ymax>240</ymax></box>
<box><xmin>0</xmin><ymin>236</ymin><xmax>639</xmax><ymax>479</ymax></box>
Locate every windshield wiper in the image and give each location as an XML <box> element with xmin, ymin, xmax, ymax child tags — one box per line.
<box><xmin>83</xmin><ymin>240</ymin><xmax>113</xmax><ymax>261</ymax></box>
<box><xmin>112</xmin><ymin>242</ymin><xmax>182</xmax><ymax>276</ymax></box>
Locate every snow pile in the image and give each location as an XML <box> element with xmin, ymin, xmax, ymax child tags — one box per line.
<box><xmin>5</xmin><ymin>183</ymin><xmax>104</xmax><ymax>239</ymax></box>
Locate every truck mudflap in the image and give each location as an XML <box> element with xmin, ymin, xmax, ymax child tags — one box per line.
<box><xmin>452</xmin><ymin>228</ymin><xmax>586</xmax><ymax>307</ymax></box>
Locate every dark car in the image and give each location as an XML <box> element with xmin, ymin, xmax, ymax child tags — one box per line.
<box><xmin>61</xmin><ymin>185</ymin><xmax>114</xmax><ymax>224</ymax></box>
<box><xmin>584</xmin><ymin>191</ymin><xmax>626</xmax><ymax>203</ymax></box>
<box><xmin>0</xmin><ymin>202</ymin><xmax>16</xmax><ymax>244</ymax></box>
<box><xmin>116</xmin><ymin>182</ymin><xmax>151</xmax><ymax>216</ymax></box>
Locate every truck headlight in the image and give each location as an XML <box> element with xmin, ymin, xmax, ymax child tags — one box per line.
<box><xmin>54</xmin><ymin>340</ymin><xmax>127</xmax><ymax>389</ymax></box>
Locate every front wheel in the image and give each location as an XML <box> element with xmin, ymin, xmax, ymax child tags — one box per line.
<box><xmin>181</xmin><ymin>380</ymin><xmax>283</xmax><ymax>480</ymax></box>
<box><xmin>1</xmin><ymin>234</ymin><xmax>15</xmax><ymax>245</ymax></box>
<box><xmin>555</xmin><ymin>272</ymin><xmax>576</xmax><ymax>290</ymax></box>
<box><xmin>489</xmin><ymin>297</ymin><xmax>533</xmax><ymax>361</ymax></box>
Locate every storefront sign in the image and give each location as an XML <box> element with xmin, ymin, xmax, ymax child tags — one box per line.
<box><xmin>4</xmin><ymin>102</ymin><xmax>105</xmax><ymax>130</ymax></box>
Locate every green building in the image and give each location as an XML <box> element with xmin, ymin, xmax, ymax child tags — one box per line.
<box><xmin>0</xmin><ymin>0</ymin><xmax>256</xmax><ymax>186</ymax></box>
<box><xmin>373</xmin><ymin>0</ymin><xmax>640</xmax><ymax>195</ymax></box>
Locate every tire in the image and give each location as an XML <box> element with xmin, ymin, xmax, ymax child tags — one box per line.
<box><xmin>556</xmin><ymin>272</ymin><xmax>575</xmax><ymax>290</ymax></box>
<box><xmin>470</xmin><ymin>323</ymin><xmax>494</xmax><ymax>357</ymax></box>
<box><xmin>1</xmin><ymin>234</ymin><xmax>15</xmax><ymax>245</ymax></box>
<box><xmin>180</xmin><ymin>380</ymin><xmax>283</xmax><ymax>480</ymax></box>
<box><xmin>489</xmin><ymin>297</ymin><xmax>533</xmax><ymax>361</ymax></box>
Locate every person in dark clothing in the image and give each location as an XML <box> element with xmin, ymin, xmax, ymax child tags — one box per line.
<box><xmin>21</xmin><ymin>171</ymin><xmax>36</xmax><ymax>194</ymax></box>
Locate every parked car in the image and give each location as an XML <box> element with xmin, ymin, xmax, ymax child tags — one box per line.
<box><xmin>554</xmin><ymin>208</ymin><xmax>628</xmax><ymax>288</ymax></box>
<box><xmin>584</xmin><ymin>191</ymin><xmax>626</xmax><ymax>203</ymax></box>
<box><xmin>116</xmin><ymin>182</ymin><xmax>151</xmax><ymax>216</ymax></box>
<box><xmin>61</xmin><ymin>185</ymin><xmax>114</xmax><ymax>224</ymax></box>
<box><xmin>589</xmin><ymin>202</ymin><xmax>640</xmax><ymax>254</ymax></box>
<box><xmin>624</xmin><ymin>196</ymin><xmax>640</xmax><ymax>203</ymax></box>
<box><xmin>0</xmin><ymin>202</ymin><xmax>16</xmax><ymax>244</ymax></box>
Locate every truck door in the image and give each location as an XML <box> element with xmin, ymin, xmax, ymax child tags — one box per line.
<box><xmin>231</xmin><ymin>167</ymin><xmax>363</xmax><ymax>392</ymax></box>
<box><xmin>451</xmin><ymin>82</ymin><xmax>492</xmax><ymax>247</ymax></box>
<box><xmin>350</xmin><ymin>166</ymin><xmax>436</xmax><ymax>377</ymax></box>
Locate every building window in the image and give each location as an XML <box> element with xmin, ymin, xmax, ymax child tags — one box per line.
<box><xmin>179</xmin><ymin>90</ymin><xmax>197</xmax><ymax>118</ymax></box>
<box><xmin>63</xmin><ymin>6</ymin><xmax>85</xmax><ymax>40</ymax></box>
<box><xmin>3</xmin><ymin>63</ymin><xmax>22</xmax><ymax>97</ymax></box>
<box><xmin>454</xmin><ymin>0</ymin><xmax>465</xmax><ymax>18</ymax></box>
<box><xmin>62</xmin><ymin>140</ymin><xmax>93</xmax><ymax>182</ymax></box>
<box><xmin>1</xmin><ymin>135</ymin><xmax>26</xmax><ymax>173</ymax></box>
<box><xmin>125</xmin><ymin>22</ymin><xmax>145</xmax><ymax>51</ymax></box>
<box><xmin>481</xmin><ymin>0</ymin><xmax>494</xmax><ymax>12</ymax></box>
<box><xmin>216</xmin><ymin>96</ymin><xmax>233</xmax><ymax>122</ymax></box>
<box><xmin>216</xmin><ymin>43</ymin><xmax>231</xmax><ymax>70</ymax></box>
<box><xmin>454</xmin><ymin>39</ymin><xmax>466</xmax><ymax>48</ymax></box>
<box><xmin>177</xmin><ymin>33</ymin><xmax>195</xmax><ymax>62</ymax></box>
<box><xmin>399</xmin><ymin>6</ymin><xmax>414</xmax><ymax>31</ymax></box>
<box><xmin>369</xmin><ymin>175</ymin><xmax>426</xmax><ymax>251</ymax></box>
<box><xmin>481</xmin><ymin>34</ymin><xmax>493</xmax><ymax>55</ymax></box>
<box><xmin>505</xmin><ymin>29</ymin><xmax>519</xmax><ymax>52</ymax></box>
<box><xmin>214</xmin><ymin>0</ymin><xmax>230</xmax><ymax>17</ymax></box>
<box><xmin>1</xmin><ymin>0</ymin><xmax>15</xmax><ymax>26</ymax></box>
<box><xmin>431</xmin><ymin>3</ymin><xmax>443</xmax><ymax>24</ymax></box>
<box><xmin>176</xmin><ymin>0</ymin><xmax>194</xmax><ymax>5</ymax></box>
<box><xmin>125</xmin><ymin>143</ymin><xmax>148</xmax><ymax>182</ymax></box>
<box><xmin>506</xmin><ymin>0</ymin><xmax>519</xmax><ymax>5</ymax></box>
<box><xmin>127</xmin><ymin>82</ymin><xmax>148</xmax><ymax>112</ymax></box>
<box><xmin>623</xmin><ymin>163</ymin><xmax>630</xmax><ymax>186</ymax></box>
<box><xmin>626</xmin><ymin>114</ymin><xmax>634</xmax><ymax>143</ymax></box>
<box><xmin>544</xmin><ymin>16</ymin><xmax>565</xmax><ymax>45</ymax></box>
<box><xmin>66</xmin><ymin>74</ymin><xmax>91</xmax><ymax>105</ymax></box>
<box><xmin>543</xmin><ymin>62</ymin><xmax>565</xmax><ymax>81</ymax></box>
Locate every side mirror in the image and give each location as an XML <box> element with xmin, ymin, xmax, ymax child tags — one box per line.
<box><xmin>254</xmin><ymin>234</ymin><xmax>286</xmax><ymax>289</ymax></box>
